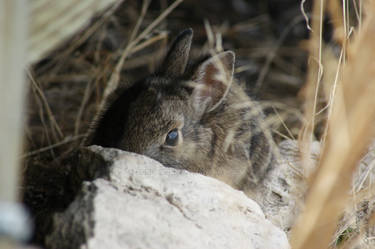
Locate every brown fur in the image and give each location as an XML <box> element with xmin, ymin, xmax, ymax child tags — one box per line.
<box><xmin>87</xmin><ymin>29</ymin><xmax>276</xmax><ymax>194</ymax></box>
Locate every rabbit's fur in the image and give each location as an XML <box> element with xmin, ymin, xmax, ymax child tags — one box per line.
<box><xmin>87</xmin><ymin>29</ymin><xmax>275</xmax><ymax>194</ymax></box>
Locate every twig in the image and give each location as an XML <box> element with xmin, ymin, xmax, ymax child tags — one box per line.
<box><xmin>27</xmin><ymin>70</ymin><xmax>64</xmax><ymax>141</ymax></box>
<box><xmin>21</xmin><ymin>135</ymin><xmax>85</xmax><ymax>158</ymax></box>
<box><xmin>103</xmin><ymin>0</ymin><xmax>183</xmax><ymax>100</ymax></box>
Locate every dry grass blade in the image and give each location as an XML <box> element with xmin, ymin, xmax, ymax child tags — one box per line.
<box><xmin>74</xmin><ymin>80</ymin><xmax>93</xmax><ymax>136</ymax></box>
<box><xmin>326</xmin><ymin>0</ymin><xmax>345</xmax><ymax>45</ymax></box>
<box><xmin>21</xmin><ymin>135</ymin><xmax>85</xmax><ymax>159</ymax></box>
<box><xmin>103</xmin><ymin>0</ymin><xmax>151</xmax><ymax>100</ymax></box>
<box><xmin>103</xmin><ymin>0</ymin><xmax>183</xmax><ymax>100</ymax></box>
<box><xmin>291</xmin><ymin>3</ymin><xmax>375</xmax><ymax>248</ymax></box>
<box><xmin>128</xmin><ymin>31</ymin><xmax>168</xmax><ymax>58</ymax></box>
<box><xmin>27</xmin><ymin>70</ymin><xmax>64</xmax><ymax>141</ymax></box>
<box><xmin>299</xmin><ymin>0</ymin><xmax>325</xmax><ymax>170</ymax></box>
<box><xmin>254</xmin><ymin>15</ymin><xmax>305</xmax><ymax>93</ymax></box>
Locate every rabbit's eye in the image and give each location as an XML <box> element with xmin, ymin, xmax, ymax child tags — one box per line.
<box><xmin>165</xmin><ymin>128</ymin><xmax>179</xmax><ymax>146</ymax></box>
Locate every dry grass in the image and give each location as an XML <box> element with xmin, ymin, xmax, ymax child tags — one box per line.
<box><xmin>25</xmin><ymin>1</ymin><xmax>305</xmax><ymax>159</ymax></box>
<box><xmin>23</xmin><ymin>0</ymin><xmax>375</xmax><ymax>248</ymax></box>
<box><xmin>292</xmin><ymin>1</ymin><xmax>375</xmax><ymax>248</ymax></box>
<box><xmin>25</xmin><ymin>0</ymin><xmax>183</xmax><ymax>156</ymax></box>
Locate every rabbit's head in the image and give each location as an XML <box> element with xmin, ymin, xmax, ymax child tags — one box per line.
<box><xmin>89</xmin><ymin>29</ymin><xmax>238</xmax><ymax>172</ymax></box>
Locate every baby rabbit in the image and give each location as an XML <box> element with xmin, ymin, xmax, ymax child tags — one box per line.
<box><xmin>87</xmin><ymin>29</ymin><xmax>275</xmax><ymax>194</ymax></box>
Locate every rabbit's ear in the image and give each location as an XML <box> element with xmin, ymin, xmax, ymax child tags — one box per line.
<box><xmin>161</xmin><ymin>28</ymin><xmax>193</xmax><ymax>77</ymax></box>
<box><xmin>191</xmin><ymin>51</ymin><xmax>235</xmax><ymax>112</ymax></box>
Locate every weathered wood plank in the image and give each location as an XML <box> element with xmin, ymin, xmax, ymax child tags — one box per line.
<box><xmin>28</xmin><ymin>0</ymin><xmax>120</xmax><ymax>64</ymax></box>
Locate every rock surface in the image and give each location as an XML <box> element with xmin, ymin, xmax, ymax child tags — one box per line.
<box><xmin>45</xmin><ymin>146</ymin><xmax>290</xmax><ymax>249</ymax></box>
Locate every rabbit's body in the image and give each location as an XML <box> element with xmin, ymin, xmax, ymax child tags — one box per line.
<box><xmin>88</xmin><ymin>29</ymin><xmax>275</xmax><ymax>194</ymax></box>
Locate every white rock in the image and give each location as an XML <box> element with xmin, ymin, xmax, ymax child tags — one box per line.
<box><xmin>45</xmin><ymin>146</ymin><xmax>290</xmax><ymax>249</ymax></box>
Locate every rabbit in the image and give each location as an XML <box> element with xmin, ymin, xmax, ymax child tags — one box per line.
<box><xmin>86</xmin><ymin>28</ymin><xmax>276</xmax><ymax>195</ymax></box>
